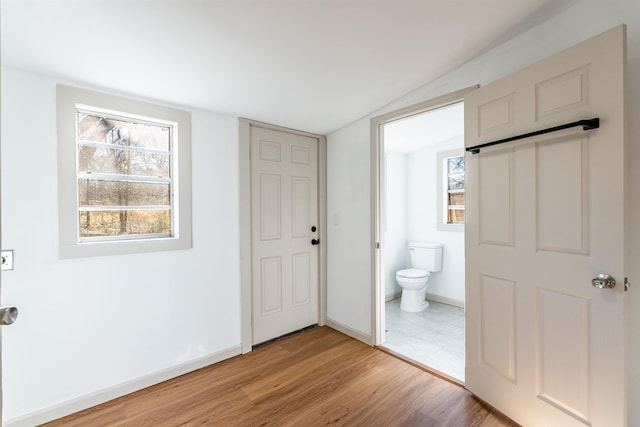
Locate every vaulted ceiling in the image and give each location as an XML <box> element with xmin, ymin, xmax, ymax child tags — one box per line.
<box><xmin>1</xmin><ymin>0</ymin><xmax>580</xmax><ymax>134</ymax></box>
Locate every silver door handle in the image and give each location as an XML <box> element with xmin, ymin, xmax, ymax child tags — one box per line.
<box><xmin>591</xmin><ymin>274</ymin><xmax>616</xmax><ymax>289</ymax></box>
<box><xmin>0</xmin><ymin>306</ymin><xmax>18</xmax><ymax>325</ymax></box>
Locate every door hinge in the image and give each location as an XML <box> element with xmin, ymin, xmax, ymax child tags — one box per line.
<box><xmin>376</xmin><ymin>242</ymin><xmax>380</xmax><ymax>249</ymax></box>
<box><xmin>625</xmin><ymin>277</ymin><xmax>631</xmax><ymax>292</ymax></box>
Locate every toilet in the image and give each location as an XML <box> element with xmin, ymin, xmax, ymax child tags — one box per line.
<box><xmin>396</xmin><ymin>242</ymin><xmax>443</xmax><ymax>312</ymax></box>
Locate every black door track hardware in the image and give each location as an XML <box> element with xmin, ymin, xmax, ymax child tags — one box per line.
<box><xmin>466</xmin><ymin>118</ymin><xmax>600</xmax><ymax>155</ymax></box>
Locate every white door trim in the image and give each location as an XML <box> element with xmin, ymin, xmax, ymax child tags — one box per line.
<box><xmin>369</xmin><ymin>86</ymin><xmax>477</xmax><ymax>346</ymax></box>
<box><xmin>239</xmin><ymin>118</ymin><xmax>327</xmax><ymax>353</ymax></box>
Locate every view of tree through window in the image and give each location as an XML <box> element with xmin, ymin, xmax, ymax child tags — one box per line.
<box><xmin>77</xmin><ymin>111</ymin><xmax>173</xmax><ymax>240</ymax></box>
<box><xmin>447</xmin><ymin>156</ymin><xmax>465</xmax><ymax>223</ymax></box>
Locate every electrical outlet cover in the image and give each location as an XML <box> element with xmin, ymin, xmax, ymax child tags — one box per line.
<box><xmin>1</xmin><ymin>250</ymin><xmax>14</xmax><ymax>271</ymax></box>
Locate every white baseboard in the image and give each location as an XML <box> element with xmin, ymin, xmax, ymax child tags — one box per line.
<box><xmin>426</xmin><ymin>293</ymin><xmax>464</xmax><ymax>308</ymax></box>
<box><xmin>325</xmin><ymin>317</ymin><xmax>373</xmax><ymax>346</ymax></box>
<box><xmin>385</xmin><ymin>291</ymin><xmax>401</xmax><ymax>302</ymax></box>
<box><xmin>5</xmin><ymin>345</ymin><xmax>242</xmax><ymax>427</ymax></box>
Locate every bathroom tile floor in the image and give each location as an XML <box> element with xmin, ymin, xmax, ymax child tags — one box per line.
<box><xmin>383</xmin><ymin>298</ymin><xmax>465</xmax><ymax>382</ymax></box>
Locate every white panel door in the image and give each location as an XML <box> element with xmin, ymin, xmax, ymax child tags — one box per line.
<box><xmin>465</xmin><ymin>26</ymin><xmax>627</xmax><ymax>427</ymax></box>
<box><xmin>251</xmin><ymin>126</ymin><xmax>319</xmax><ymax>345</ymax></box>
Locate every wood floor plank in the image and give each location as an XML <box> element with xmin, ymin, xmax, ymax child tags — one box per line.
<box><xmin>233</xmin><ymin>345</ymin><xmax>384</xmax><ymax>425</ymax></box>
<box><xmin>240</xmin><ymin>339</ymin><xmax>355</xmax><ymax>400</ymax></box>
<box><xmin>42</xmin><ymin>326</ymin><xmax>519</xmax><ymax>427</ymax></box>
<box><xmin>295</xmin><ymin>355</ymin><xmax>434</xmax><ymax>426</ymax></box>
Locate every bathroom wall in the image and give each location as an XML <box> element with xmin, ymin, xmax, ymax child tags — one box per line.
<box><xmin>383</xmin><ymin>152</ymin><xmax>407</xmax><ymax>300</ymax></box>
<box><xmin>406</xmin><ymin>137</ymin><xmax>465</xmax><ymax>306</ymax></box>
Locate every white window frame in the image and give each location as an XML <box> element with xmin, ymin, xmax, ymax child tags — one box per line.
<box><xmin>57</xmin><ymin>85</ymin><xmax>192</xmax><ymax>258</ymax></box>
<box><xmin>436</xmin><ymin>148</ymin><xmax>464</xmax><ymax>232</ymax></box>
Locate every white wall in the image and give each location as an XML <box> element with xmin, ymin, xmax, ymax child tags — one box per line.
<box><xmin>383</xmin><ymin>138</ymin><xmax>466</xmax><ymax>306</ymax></box>
<box><xmin>1</xmin><ymin>67</ymin><xmax>241</xmax><ymax>423</ymax></box>
<box><xmin>383</xmin><ymin>152</ymin><xmax>406</xmax><ymax>300</ymax></box>
<box><xmin>326</xmin><ymin>118</ymin><xmax>372</xmax><ymax>335</ymax></box>
<box><xmin>326</xmin><ymin>0</ymin><xmax>640</xmax><ymax>423</ymax></box>
<box><xmin>406</xmin><ymin>138</ymin><xmax>465</xmax><ymax>305</ymax></box>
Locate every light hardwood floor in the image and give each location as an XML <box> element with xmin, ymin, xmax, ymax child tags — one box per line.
<box><xmin>43</xmin><ymin>326</ymin><xmax>518</xmax><ymax>426</ymax></box>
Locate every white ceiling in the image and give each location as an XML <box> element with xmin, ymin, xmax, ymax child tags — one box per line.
<box><xmin>0</xmin><ymin>0</ymin><xmax>580</xmax><ymax>135</ymax></box>
<box><xmin>384</xmin><ymin>102</ymin><xmax>464</xmax><ymax>154</ymax></box>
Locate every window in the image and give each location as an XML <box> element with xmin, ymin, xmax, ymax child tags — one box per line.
<box><xmin>445</xmin><ymin>155</ymin><xmax>465</xmax><ymax>224</ymax></box>
<box><xmin>77</xmin><ymin>109</ymin><xmax>173</xmax><ymax>240</ymax></box>
<box><xmin>57</xmin><ymin>85</ymin><xmax>192</xmax><ymax>258</ymax></box>
<box><xmin>436</xmin><ymin>149</ymin><xmax>464</xmax><ymax>231</ymax></box>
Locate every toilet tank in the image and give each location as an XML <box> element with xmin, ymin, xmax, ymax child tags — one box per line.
<box><xmin>409</xmin><ymin>242</ymin><xmax>443</xmax><ymax>272</ymax></box>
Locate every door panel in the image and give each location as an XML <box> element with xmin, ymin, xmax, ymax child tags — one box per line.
<box><xmin>260</xmin><ymin>174</ymin><xmax>282</xmax><ymax>240</ymax></box>
<box><xmin>465</xmin><ymin>25</ymin><xmax>626</xmax><ymax>426</ymax></box>
<box><xmin>291</xmin><ymin>177</ymin><xmax>310</xmax><ymax>237</ymax></box>
<box><xmin>478</xmin><ymin>151</ymin><xmax>514</xmax><ymax>246</ymax></box>
<box><xmin>536</xmin><ymin>288</ymin><xmax>590</xmax><ymax>422</ymax></box>
<box><xmin>478</xmin><ymin>93</ymin><xmax>516</xmax><ymax>136</ymax></box>
<box><xmin>251</xmin><ymin>126</ymin><xmax>319</xmax><ymax>345</ymax></box>
<box><xmin>292</xmin><ymin>252</ymin><xmax>311</xmax><ymax>306</ymax></box>
<box><xmin>260</xmin><ymin>256</ymin><xmax>282</xmax><ymax>315</ymax></box>
<box><xmin>535</xmin><ymin>65</ymin><xmax>589</xmax><ymax>119</ymax></box>
<box><xmin>536</xmin><ymin>138</ymin><xmax>589</xmax><ymax>254</ymax></box>
<box><xmin>479</xmin><ymin>274</ymin><xmax>517</xmax><ymax>383</ymax></box>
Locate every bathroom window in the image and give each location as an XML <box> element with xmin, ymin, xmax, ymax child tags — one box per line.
<box><xmin>446</xmin><ymin>156</ymin><xmax>465</xmax><ymax>223</ymax></box>
<box><xmin>57</xmin><ymin>85</ymin><xmax>192</xmax><ymax>258</ymax></box>
<box><xmin>436</xmin><ymin>149</ymin><xmax>464</xmax><ymax>231</ymax></box>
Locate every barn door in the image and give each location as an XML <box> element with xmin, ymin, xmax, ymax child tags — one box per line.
<box><xmin>464</xmin><ymin>25</ymin><xmax>627</xmax><ymax>426</ymax></box>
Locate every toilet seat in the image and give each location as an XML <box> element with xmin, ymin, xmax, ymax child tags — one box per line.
<box><xmin>396</xmin><ymin>268</ymin><xmax>428</xmax><ymax>279</ymax></box>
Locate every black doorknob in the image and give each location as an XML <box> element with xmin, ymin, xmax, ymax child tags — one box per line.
<box><xmin>311</xmin><ymin>239</ymin><xmax>320</xmax><ymax>246</ymax></box>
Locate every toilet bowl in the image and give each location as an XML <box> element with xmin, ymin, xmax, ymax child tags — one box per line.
<box><xmin>395</xmin><ymin>242</ymin><xmax>443</xmax><ymax>313</ymax></box>
<box><xmin>396</xmin><ymin>269</ymin><xmax>432</xmax><ymax>312</ymax></box>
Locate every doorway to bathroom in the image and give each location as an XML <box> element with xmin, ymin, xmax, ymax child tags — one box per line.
<box><xmin>371</xmin><ymin>88</ymin><xmax>473</xmax><ymax>383</ymax></box>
